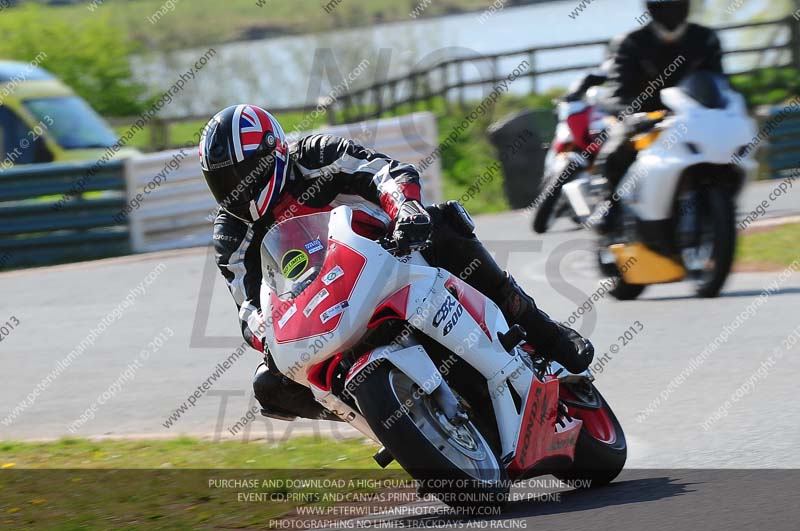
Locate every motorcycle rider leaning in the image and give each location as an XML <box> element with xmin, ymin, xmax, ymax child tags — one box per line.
<box><xmin>200</xmin><ymin>104</ymin><xmax>594</xmax><ymax>421</ymax></box>
<box><xmin>594</xmin><ymin>0</ymin><xmax>724</xmax><ymax>233</ymax></box>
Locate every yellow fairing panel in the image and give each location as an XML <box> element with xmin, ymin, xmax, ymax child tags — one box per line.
<box><xmin>632</xmin><ymin>129</ymin><xmax>662</xmax><ymax>151</ymax></box>
<box><xmin>610</xmin><ymin>243</ymin><xmax>686</xmax><ymax>285</ymax></box>
<box><xmin>631</xmin><ymin>111</ymin><xmax>667</xmax><ymax>150</ymax></box>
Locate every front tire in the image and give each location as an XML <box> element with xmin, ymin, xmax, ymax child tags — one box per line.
<box><xmin>556</xmin><ymin>381</ymin><xmax>627</xmax><ymax>486</ymax></box>
<box><xmin>349</xmin><ymin>363</ymin><xmax>509</xmax><ymax>509</ymax></box>
<box><xmin>682</xmin><ymin>188</ymin><xmax>736</xmax><ymax>298</ymax></box>
<box><xmin>532</xmin><ymin>183</ymin><xmax>563</xmax><ymax>234</ymax></box>
<box><xmin>608</xmin><ymin>276</ymin><xmax>646</xmax><ymax>301</ymax></box>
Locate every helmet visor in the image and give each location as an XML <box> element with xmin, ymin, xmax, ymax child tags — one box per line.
<box><xmin>210</xmin><ymin>151</ymin><xmax>278</xmax><ymax>223</ymax></box>
<box><xmin>206</xmin><ymin>167</ymin><xmax>255</xmax><ymax>222</ymax></box>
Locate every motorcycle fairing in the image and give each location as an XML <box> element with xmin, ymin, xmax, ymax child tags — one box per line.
<box><xmin>367</xmin><ymin>286</ymin><xmax>411</xmax><ymax>329</ymax></box>
<box><xmin>263</xmin><ymin>208</ymin><xmax>437</xmax><ymax>379</ymax></box>
<box><xmin>444</xmin><ymin>275</ymin><xmax>491</xmax><ymax>340</ymax></box>
<box><xmin>270</xmin><ymin>240</ymin><xmax>367</xmax><ymax>344</ymax></box>
<box><xmin>566</xmin><ymin>107</ymin><xmax>597</xmax><ymax>152</ymax></box>
<box><xmin>619</xmin><ymin>87</ymin><xmax>757</xmax><ymax>223</ymax></box>
<box><xmin>345</xmin><ymin>344</ymin><xmax>444</xmax><ymax>397</ymax></box>
<box><xmin>610</xmin><ymin>242</ymin><xmax>687</xmax><ymax>285</ymax></box>
<box><xmin>506</xmin><ymin>376</ymin><xmax>582</xmax><ymax>478</ymax></box>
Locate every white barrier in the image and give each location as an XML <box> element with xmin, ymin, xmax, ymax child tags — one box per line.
<box><xmin>125</xmin><ymin>112</ymin><xmax>441</xmax><ymax>253</ymax></box>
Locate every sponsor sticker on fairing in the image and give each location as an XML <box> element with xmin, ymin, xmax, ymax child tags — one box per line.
<box><xmin>304</xmin><ymin>239</ymin><xmax>325</xmax><ymax>254</ymax></box>
<box><xmin>303</xmin><ymin>288</ymin><xmax>330</xmax><ymax>317</ymax></box>
<box><xmin>280</xmin><ymin>249</ymin><xmax>309</xmax><ymax>280</ymax></box>
<box><xmin>277</xmin><ymin>304</ymin><xmax>297</xmax><ymax>329</ymax></box>
<box><xmin>322</xmin><ymin>265</ymin><xmax>345</xmax><ymax>286</ymax></box>
<box><xmin>320</xmin><ymin>301</ymin><xmax>349</xmax><ymax>323</ymax></box>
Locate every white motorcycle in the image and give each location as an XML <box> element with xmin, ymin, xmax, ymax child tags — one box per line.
<box><xmin>260</xmin><ymin>206</ymin><xmax>626</xmax><ymax>508</ymax></box>
<box><xmin>592</xmin><ymin>72</ymin><xmax>758</xmax><ymax>299</ymax></box>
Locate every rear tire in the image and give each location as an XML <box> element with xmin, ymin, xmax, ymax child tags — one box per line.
<box><xmin>349</xmin><ymin>362</ymin><xmax>509</xmax><ymax>509</ymax></box>
<box><xmin>556</xmin><ymin>382</ymin><xmax>627</xmax><ymax>486</ymax></box>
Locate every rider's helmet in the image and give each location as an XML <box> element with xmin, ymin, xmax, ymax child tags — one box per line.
<box><xmin>646</xmin><ymin>0</ymin><xmax>690</xmax><ymax>42</ymax></box>
<box><xmin>200</xmin><ymin>104</ymin><xmax>289</xmax><ymax>223</ymax></box>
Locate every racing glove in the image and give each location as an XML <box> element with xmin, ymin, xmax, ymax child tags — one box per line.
<box><xmin>392</xmin><ymin>200</ymin><xmax>432</xmax><ymax>254</ymax></box>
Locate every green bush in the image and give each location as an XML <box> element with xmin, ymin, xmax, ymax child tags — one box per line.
<box><xmin>0</xmin><ymin>4</ymin><xmax>149</xmax><ymax>116</ymax></box>
<box><xmin>730</xmin><ymin>67</ymin><xmax>800</xmax><ymax>107</ymax></box>
<box><xmin>403</xmin><ymin>92</ymin><xmax>561</xmax><ymax>214</ymax></box>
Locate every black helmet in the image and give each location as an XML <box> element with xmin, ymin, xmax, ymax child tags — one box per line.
<box><xmin>646</xmin><ymin>0</ymin><xmax>690</xmax><ymax>39</ymax></box>
<box><xmin>200</xmin><ymin>104</ymin><xmax>289</xmax><ymax>223</ymax></box>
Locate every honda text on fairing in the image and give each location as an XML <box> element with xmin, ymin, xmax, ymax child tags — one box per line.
<box><xmin>260</xmin><ymin>206</ymin><xmax>626</xmax><ymax>508</ymax></box>
<box><xmin>590</xmin><ymin>72</ymin><xmax>758</xmax><ymax>299</ymax></box>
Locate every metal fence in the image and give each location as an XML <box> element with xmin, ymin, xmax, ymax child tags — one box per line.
<box><xmin>0</xmin><ymin>161</ymin><xmax>130</xmax><ymax>269</ymax></box>
<box><xmin>760</xmin><ymin>106</ymin><xmax>800</xmax><ymax>180</ymax></box>
<box><xmin>4</xmin><ymin>95</ymin><xmax>799</xmax><ymax>271</ymax></box>
<box><xmin>331</xmin><ymin>16</ymin><xmax>800</xmax><ymax>124</ymax></box>
<box><xmin>124</xmin><ymin>112</ymin><xmax>441</xmax><ymax>254</ymax></box>
<box><xmin>0</xmin><ymin>114</ymin><xmax>440</xmax><ymax>269</ymax></box>
<box><xmin>110</xmin><ymin>17</ymin><xmax>800</xmax><ymax>152</ymax></box>
<box><xmin>1</xmin><ymin>113</ymin><xmax>440</xmax><ymax>269</ymax></box>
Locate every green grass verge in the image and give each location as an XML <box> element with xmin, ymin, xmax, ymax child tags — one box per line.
<box><xmin>0</xmin><ymin>436</ymin><xmax>379</xmax><ymax>469</ymax></box>
<box><xmin>736</xmin><ymin>222</ymin><xmax>800</xmax><ymax>268</ymax></box>
<box><xmin>0</xmin><ymin>437</ymin><xmax>408</xmax><ymax>530</ymax></box>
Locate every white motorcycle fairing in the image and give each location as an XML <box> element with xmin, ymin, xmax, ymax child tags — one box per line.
<box><xmin>618</xmin><ymin>86</ymin><xmax>758</xmax><ymax>222</ymax></box>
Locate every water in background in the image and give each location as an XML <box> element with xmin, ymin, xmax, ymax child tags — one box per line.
<box><xmin>133</xmin><ymin>0</ymin><xmax>778</xmax><ymax>117</ymax></box>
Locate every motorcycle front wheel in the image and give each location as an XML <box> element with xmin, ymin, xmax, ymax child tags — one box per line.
<box><xmin>349</xmin><ymin>362</ymin><xmax>509</xmax><ymax>510</ymax></box>
<box><xmin>681</xmin><ymin>187</ymin><xmax>737</xmax><ymax>298</ymax></box>
<box><xmin>555</xmin><ymin>381</ymin><xmax>627</xmax><ymax>486</ymax></box>
<box><xmin>532</xmin><ymin>181</ymin><xmax>563</xmax><ymax>234</ymax></box>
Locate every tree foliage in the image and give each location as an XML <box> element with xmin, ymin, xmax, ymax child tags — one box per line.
<box><xmin>0</xmin><ymin>4</ymin><xmax>150</xmax><ymax>116</ymax></box>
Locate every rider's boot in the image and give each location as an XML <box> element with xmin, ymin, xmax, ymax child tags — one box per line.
<box><xmin>497</xmin><ymin>273</ymin><xmax>594</xmax><ymax>374</ymax></box>
<box><xmin>422</xmin><ymin>202</ymin><xmax>594</xmax><ymax>373</ymax></box>
<box><xmin>253</xmin><ymin>361</ymin><xmax>342</xmax><ymax>422</ymax></box>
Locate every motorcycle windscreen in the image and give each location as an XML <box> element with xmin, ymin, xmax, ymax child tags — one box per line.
<box><xmin>260</xmin><ymin>212</ymin><xmax>332</xmax><ymax>301</ymax></box>
<box><xmin>676</xmin><ymin>71</ymin><xmax>729</xmax><ymax>110</ymax></box>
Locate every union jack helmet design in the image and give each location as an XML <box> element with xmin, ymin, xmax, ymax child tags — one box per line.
<box><xmin>200</xmin><ymin>104</ymin><xmax>289</xmax><ymax>223</ymax></box>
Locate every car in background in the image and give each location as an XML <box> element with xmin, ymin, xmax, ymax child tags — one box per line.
<box><xmin>0</xmin><ymin>60</ymin><xmax>138</xmax><ymax>168</ymax></box>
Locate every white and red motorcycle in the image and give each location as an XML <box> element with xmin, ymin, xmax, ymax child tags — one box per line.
<box><xmin>532</xmin><ymin>73</ymin><xmax>611</xmax><ymax>234</ymax></box>
<box><xmin>260</xmin><ymin>206</ymin><xmax>626</xmax><ymax>507</ymax></box>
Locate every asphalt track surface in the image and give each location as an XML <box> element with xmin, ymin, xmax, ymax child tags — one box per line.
<box><xmin>316</xmin><ymin>470</ymin><xmax>800</xmax><ymax>530</ymax></box>
<box><xmin>1</xmin><ymin>180</ymin><xmax>799</xmax><ymax>528</ymax></box>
